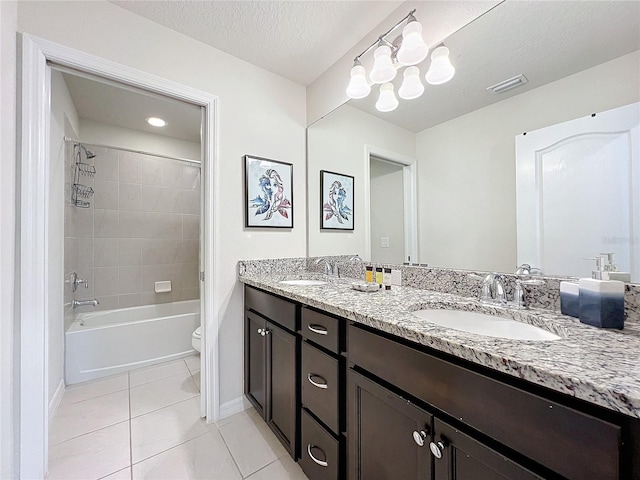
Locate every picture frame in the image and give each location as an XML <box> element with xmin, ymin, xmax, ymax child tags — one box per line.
<box><xmin>244</xmin><ymin>155</ymin><xmax>294</xmax><ymax>228</ymax></box>
<box><xmin>320</xmin><ymin>170</ymin><xmax>354</xmax><ymax>230</ymax></box>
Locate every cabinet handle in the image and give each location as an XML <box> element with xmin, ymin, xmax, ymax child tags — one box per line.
<box><xmin>307</xmin><ymin>373</ymin><xmax>328</xmax><ymax>389</ymax></box>
<box><xmin>307</xmin><ymin>444</ymin><xmax>328</xmax><ymax>467</ymax></box>
<box><xmin>412</xmin><ymin>430</ymin><xmax>428</xmax><ymax>447</ymax></box>
<box><xmin>308</xmin><ymin>324</ymin><xmax>328</xmax><ymax>335</ymax></box>
<box><xmin>429</xmin><ymin>440</ymin><xmax>447</xmax><ymax>459</ymax></box>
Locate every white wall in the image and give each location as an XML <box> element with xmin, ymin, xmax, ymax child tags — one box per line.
<box><xmin>0</xmin><ymin>1</ymin><xmax>17</xmax><ymax>477</ymax></box>
<box><xmin>370</xmin><ymin>158</ymin><xmax>405</xmax><ymax>264</ymax></box>
<box><xmin>307</xmin><ymin>104</ymin><xmax>414</xmax><ymax>258</ymax></box>
<box><xmin>17</xmin><ymin>0</ymin><xmax>307</xmax><ymax>409</ymax></box>
<box><xmin>80</xmin><ymin>118</ymin><xmax>201</xmax><ymax>161</ymax></box>
<box><xmin>49</xmin><ymin>70</ymin><xmax>80</xmax><ymax>411</ymax></box>
<box><xmin>416</xmin><ymin>51</ymin><xmax>640</xmax><ymax>272</ymax></box>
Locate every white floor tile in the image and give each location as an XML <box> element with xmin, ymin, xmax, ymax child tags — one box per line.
<box><xmin>184</xmin><ymin>354</ymin><xmax>201</xmax><ymax>374</ymax></box>
<box><xmin>131</xmin><ymin>396</ymin><xmax>212</xmax><ymax>463</ymax></box>
<box><xmin>191</xmin><ymin>371</ymin><xmax>201</xmax><ymax>392</ymax></box>
<box><xmin>63</xmin><ymin>373</ymin><xmax>129</xmax><ymax>404</ymax></box>
<box><xmin>130</xmin><ymin>359</ymin><xmax>190</xmax><ymax>387</ymax></box>
<box><xmin>217</xmin><ymin>407</ymin><xmax>288</xmax><ymax>477</ymax></box>
<box><xmin>130</xmin><ymin>372</ymin><xmax>199</xmax><ymax>417</ymax></box>
<box><xmin>50</xmin><ymin>389</ymin><xmax>130</xmax><ymax>445</ymax></box>
<box><xmin>132</xmin><ymin>430</ymin><xmax>241</xmax><ymax>480</ymax></box>
<box><xmin>247</xmin><ymin>456</ymin><xmax>308</xmax><ymax>480</ymax></box>
<box><xmin>215</xmin><ymin>406</ymin><xmax>259</xmax><ymax>428</ymax></box>
<box><xmin>48</xmin><ymin>421</ymin><xmax>130</xmax><ymax>480</ymax></box>
<box><xmin>99</xmin><ymin>467</ymin><xmax>132</xmax><ymax>480</ymax></box>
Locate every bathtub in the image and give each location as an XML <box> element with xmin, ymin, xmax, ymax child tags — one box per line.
<box><xmin>65</xmin><ymin>300</ymin><xmax>200</xmax><ymax>385</ymax></box>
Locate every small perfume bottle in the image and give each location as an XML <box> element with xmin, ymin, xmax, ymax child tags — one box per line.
<box><xmin>365</xmin><ymin>266</ymin><xmax>373</xmax><ymax>283</ymax></box>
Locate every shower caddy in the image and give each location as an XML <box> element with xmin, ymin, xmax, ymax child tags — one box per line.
<box><xmin>71</xmin><ymin>143</ymin><xmax>96</xmax><ymax>208</ymax></box>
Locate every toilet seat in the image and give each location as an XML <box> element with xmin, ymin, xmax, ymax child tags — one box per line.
<box><xmin>192</xmin><ymin>326</ymin><xmax>201</xmax><ymax>352</ymax></box>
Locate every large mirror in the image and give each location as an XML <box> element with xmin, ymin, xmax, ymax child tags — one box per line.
<box><xmin>307</xmin><ymin>0</ymin><xmax>640</xmax><ymax>281</ymax></box>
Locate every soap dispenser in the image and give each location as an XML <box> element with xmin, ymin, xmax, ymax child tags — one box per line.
<box><xmin>600</xmin><ymin>252</ymin><xmax>631</xmax><ymax>283</ymax></box>
<box><xmin>578</xmin><ymin>257</ymin><xmax>625</xmax><ymax>329</ymax></box>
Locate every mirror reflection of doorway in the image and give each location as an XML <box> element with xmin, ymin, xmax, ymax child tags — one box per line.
<box><xmin>369</xmin><ymin>155</ymin><xmax>409</xmax><ymax>264</ymax></box>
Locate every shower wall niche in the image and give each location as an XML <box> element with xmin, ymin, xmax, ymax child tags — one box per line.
<box><xmin>64</xmin><ymin>144</ymin><xmax>201</xmax><ymax>325</ymax></box>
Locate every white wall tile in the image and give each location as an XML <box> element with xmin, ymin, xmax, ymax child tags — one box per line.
<box><xmin>118</xmin><ymin>265</ymin><xmax>141</xmax><ymax>294</ymax></box>
<box><xmin>94</xmin><ymin>209</ymin><xmax>119</xmax><ymax>238</ymax></box>
<box><xmin>140</xmin><ymin>265</ymin><xmax>163</xmax><ymax>293</ymax></box>
<box><xmin>94</xmin><ymin>266</ymin><xmax>119</xmax><ymax>296</ymax></box>
<box><xmin>118</xmin><ymin>293</ymin><xmax>141</xmax><ymax>308</ymax></box>
<box><xmin>119</xmin><ymin>154</ymin><xmax>142</xmax><ymax>184</ymax></box>
<box><xmin>119</xmin><ymin>238</ymin><xmax>141</xmax><ymax>266</ymax></box>
<box><xmin>183</xmin><ymin>215</ymin><xmax>200</xmax><ymax>239</ymax></box>
<box><xmin>94</xmin><ymin>151</ymin><xmax>119</xmax><ymax>182</ymax></box>
<box><xmin>142</xmin><ymin>158</ymin><xmax>163</xmax><ymax>186</ymax></box>
<box><xmin>141</xmin><ymin>185</ymin><xmax>162</xmax><ymax>212</ymax></box>
<box><xmin>180</xmin><ymin>165</ymin><xmax>201</xmax><ymax>190</ymax></box>
<box><xmin>94</xmin><ymin>180</ymin><xmax>118</xmax><ymax>210</ymax></box>
<box><xmin>94</xmin><ymin>238</ymin><xmax>119</xmax><ymax>267</ymax></box>
<box><xmin>140</xmin><ymin>239</ymin><xmax>163</xmax><ymax>265</ymax></box>
<box><xmin>182</xmin><ymin>239</ymin><xmax>199</xmax><ymax>265</ymax></box>
<box><xmin>180</xmin><ymin>189</ymin><xmax>200</xmax><ymax>215</ymax></box>
<box><xmin>119</xmin><ymin>183</ymin><xmax>142</xmax><ymax>211</ymax></box>
<box><xmin>94</xmin><ymin>295</ymin><xmax>119</xmax><ymax>311</ymax></box>
<box><xmin>75</xmin><ymin>207</ymin><xmax>94</xmax><ymax>238</ymax></box>
<box><xmin>162</xmin><ymin>162</ymin><xmax>183</xmax><ymax>189</ymax></box>
<box><xmin>76</xmin><ymin>238</ymin><xmax>94</xmax><ymax>268</ymax></box>
<box><xmin>182</xmin><ymin>263</ymin><xmax>199</xmax><ymax>291</ymax></box>
<box><xmin>119</xmin><ymin>211</ymin><xmax>143</xmax><ymax>238</ymax></box>
<box><xmin>160</xmin><ymin>188</ymin><xmax>181</xmax><ymax>213</ymax></box>
<box><xmin>161</xmin><ymin>239</ymin><xmax>183</xmax><ymax>264</ymax></box>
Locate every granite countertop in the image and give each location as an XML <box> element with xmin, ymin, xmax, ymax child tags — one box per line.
<box><xmin>239</xmin><ymin>272</ymin><xmax>640</xmax><ymax>419</ymax></box>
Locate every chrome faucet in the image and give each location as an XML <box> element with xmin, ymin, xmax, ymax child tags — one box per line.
<box><xmin>314</xmin><ymin>257</ymin><xmax>334</xmax><ymax>276</ymax></box>
<box><xmin>72</xmin><ymin>298</ymin><xmax>99</xmax><ymax>308</ymax></box>
<box><xmin>479</xmin><ymin>273</ymin><xmax>508</xmax><ymax>305</ymax></box>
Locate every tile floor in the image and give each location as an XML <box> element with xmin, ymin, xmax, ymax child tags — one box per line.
<box><xmin>48</xmin><ymin>356</ymin><xmax>308</xmax><ymax>480</ymax></box>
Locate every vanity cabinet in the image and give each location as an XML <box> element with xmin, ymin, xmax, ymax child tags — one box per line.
<box><xmin>244</xmin><ymin>286</ymin><xmax>299</xmax><ymax>458</ymax></box>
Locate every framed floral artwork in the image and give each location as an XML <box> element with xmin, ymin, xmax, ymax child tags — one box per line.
<box><xmin>245</xmin><ymin>155</ymin><xmax>293</xmax><ymax>228</ymax></box>
<box><xmin>321</xmin><ymin>170</ymin><xmax>354</xmax><ymax>230</ymax></box>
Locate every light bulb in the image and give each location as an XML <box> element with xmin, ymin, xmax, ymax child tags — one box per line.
<box><xmin>375</xmin><ymin>83</ymin><xmax>399</xmax><ymax>112</ymax></box>
<box><xmin>397</xmin><ymin>20</ymin><xmax>429</xmax><ymax>66</ymax></box>
<box><xmin>346</xmin><ymin>64</ymin><xmax>371</xmax><ymax>99</ymax></box>
<box><xmin>425</xmin><ymin>46</ymin><xmax>455</xmax><ymax>85</ymax></box>
<box><xmin>398</xmin><ymin>66</ymin><xmax>424</xmax><ymax>100</ymax></box>
<box><xmin>369</xmin><ymin>45</ymin><xmax>397</xmax><ymax>84</ymax></box>
<box><xmin>146</xmin><ymin>117</ymin><xmax>166</xmax><ymax>127</ymax></box>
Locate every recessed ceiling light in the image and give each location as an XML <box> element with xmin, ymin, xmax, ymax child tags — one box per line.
<box><xmin>146</xmin><ymin>117</ymin><xmax>167</xmax><ymax>127</ymax></box>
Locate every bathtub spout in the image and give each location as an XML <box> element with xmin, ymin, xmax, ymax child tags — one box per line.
<box><xmin>72</xmin><ymin>298</ymin><xmax>99</xmax><ymax>308</ymax></box>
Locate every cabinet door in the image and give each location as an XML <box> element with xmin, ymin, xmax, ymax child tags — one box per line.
<box><xmin>266</xmin><ymin>320</ymin><xmax>298</xmax><ymax>456</ymax></box>
<box><xmin>245</xmin><ymin>311</ymin><xmax>266</xmax><ymax>417</ymax></box>
<box><xmin>348</xmin><ymin>369</ymin><xmax>432</xmax><ymax>480</ymax></box>
<box><xmin>433</xmin><ymin>419</ymin><xmax>542</xmax><ymax>480</ymax></box>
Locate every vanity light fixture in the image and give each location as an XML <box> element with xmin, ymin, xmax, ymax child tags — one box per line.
<box><xmin>345</xmin><ymin>9</ymin><xmax>456</xmax><ymax>112</ymax></box>
<box><xmin>146</xmin><ymin>116</ymin><xmax>167</xmax><ymax>127</ymax></box>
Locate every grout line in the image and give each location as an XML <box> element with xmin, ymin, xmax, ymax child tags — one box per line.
<box><xmin>128</xmin><ymin>372</ymin><xmax>133</xmax><ymax>479</ymax></box>
<box><xmin>130</xmin><ymin>429</ymin><xmax>210</xmax><ymax>467</ymax></box>
<box><xmin>243</xmin><ymin>458</ymin><xmax>281</xmax><ymax>479</ymax></box>
<box><xmin>217</xmin><ymin>424</ymin><xmax>245</xmax><ymax>478</ymax></box>
<box><xmin>130</xmin><ymin>391</ymin><xmax>200</xmax><ymax>420</ymax></box>
<box><xmin>49</xmin><ymin>419</ymin><xmax>130</xmax><ymax>447</ymax></box>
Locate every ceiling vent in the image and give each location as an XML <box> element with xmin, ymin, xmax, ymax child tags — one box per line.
<box><xmin>487</xmin><ymin>74</ymin><xmax>529</xmax><ymax>94</ymax></box>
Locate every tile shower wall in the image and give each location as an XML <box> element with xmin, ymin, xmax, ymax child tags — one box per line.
<box><xmin>64</xmin><ymin>145</ymin><xmax>200</xmax><ymax>321</ymax></box>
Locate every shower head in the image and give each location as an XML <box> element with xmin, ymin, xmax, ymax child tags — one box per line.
<box><xmin>79</xmin><ymin>144</ymin><xmax>96</xmax><ymax>159</ymax></box>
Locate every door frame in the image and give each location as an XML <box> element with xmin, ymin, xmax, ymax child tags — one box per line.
<box><xmin>19</xmin><ymin>33</ymin><xmax>220</xmax><ymax>478</ymax></box>
<box><xmin>363</xmin><ymin>145</ymin><xmax>418</xmax><ymax>263</ymax></box>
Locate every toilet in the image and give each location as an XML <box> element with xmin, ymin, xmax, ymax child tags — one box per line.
<box><xmin>192</xmin><ymin>326</ymin><xmax>201</xmax><ymax>353</ymax></box>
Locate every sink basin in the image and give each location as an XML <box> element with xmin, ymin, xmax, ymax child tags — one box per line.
<box><xmin>412</xmin><ymin>309</ymin><xmax>560</xmax><ymax>341</ymax></box>
<box><xmin>279</xmin><ymin>279</ymin><xmax>328</xmax><ymax>286</ymax></box>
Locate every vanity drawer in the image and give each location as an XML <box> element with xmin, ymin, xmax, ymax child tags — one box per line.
<box><xmin>302</xmin><ymin>307</ymin><xmax>340</xmax><ymax>353</ymax></box>
<box><xmin>244</xmin><ymin>285</ymin><xmax>296</xmax><ymax>332</ymax></box>
<box><xmin>299</xmin><ymin>409</ymin><xmax>339</xmax><ymax>480</ymax></box>
<box><xmin>302</xmin><ymin>341</ymin><xmax>339</xmax><ymax>434</ymax></box>
<box><xmin>348</xmin><ymin>324</ymin><xmax>622</xmax><ymax>480</ymax></box>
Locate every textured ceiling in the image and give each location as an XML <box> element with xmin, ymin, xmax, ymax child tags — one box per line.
<box><xmin>348</xmin><ymin>0</ymin><xmax>640</xmax><ymax>132</ymax></box>
<box><xmin>109</xmin><ymin>0</ymin><xmax>404</xmax><ymax>86</ymax></box>
<box><xmin>62</xmin><ymin>73</ymin><xmax>202</xmax><ymax>143</ymax></box>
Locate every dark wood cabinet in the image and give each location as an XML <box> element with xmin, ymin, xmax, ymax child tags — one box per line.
<box><xmin>244</xmin><ymin>286</ymin><xmax>299</xmax><ymax>458</ymax></box>
<box><xmin>348</xmin><ymin>369</ymin><xmax>433</xmax><ymax>480</ymax></box>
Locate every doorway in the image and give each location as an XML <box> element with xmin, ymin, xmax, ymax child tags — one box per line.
<box><xmin>20</xmin><ymin>34</ymin><xmax>219</xmax><ymax>478</ymax></box>
<box><xmin>364</xmin><ymin>146</ymin><xmax>418</xmax><ymax>264</ymax></box>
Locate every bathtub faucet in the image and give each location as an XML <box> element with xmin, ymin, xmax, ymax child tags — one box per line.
<box><xmin>72</xmin><ymin>298</ymin><xmax>99</xmax><ymax>308</ymax></box>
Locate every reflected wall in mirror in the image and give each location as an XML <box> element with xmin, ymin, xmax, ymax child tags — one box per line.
<box><xmin>307</xmin><ymin>0</ymin><xmax>640</xmax><ymax>281</ymax></box>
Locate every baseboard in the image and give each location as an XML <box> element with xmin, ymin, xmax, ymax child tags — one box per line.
<box><xmin>48</xmin><ymin>379</ymin><xmax>65</xmax><ymax>423</ymax></box>
<box><xmin>219</xmin><ymin>396</ymin><xmax>251</xmax><ymax>420</ymax></box>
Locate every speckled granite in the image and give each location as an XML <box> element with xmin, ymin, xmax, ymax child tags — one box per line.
<box><xmin>239</xmin><ymin>262</ymin><xmax>640</xmax><ymax>418</ymax></box>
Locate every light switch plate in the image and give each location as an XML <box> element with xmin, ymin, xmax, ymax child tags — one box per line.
<box><xmin>390</xmin><ymin>269</ymin><xmax>402</xmax><ymax>286</ymax></box>
<box><xmin>380</xmin><ymin>236</ymin><xmax>390</xmax><ymax>248</ymax></box>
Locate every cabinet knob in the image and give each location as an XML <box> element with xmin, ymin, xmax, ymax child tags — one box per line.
<box><xmin>307</xmin><ymin>373</ymin><xmax>328</xmax><ymax>389</ymax></box>
<box><xmin>307</xmin><ymin>444</ymin><xmax>328</xmax><ymax>467</ymax></box>
<box><xmin>263</xmin><ymin>329</ymin><xmax>271</xmax><ymax>335</ymax></box>
<box><xmin>412</xmin><ymin>430</ymin><xmax>428</xmax><ymax>447</ymax></box>
<box><xmin>257</xmin><ymin>328</ymin><xmax>264</xmax><ymax>336</ymax></box>
<box><xmin>429</xmin><ymin>440</ymin><xmax>447</xmax><ymax>459</ymax></box>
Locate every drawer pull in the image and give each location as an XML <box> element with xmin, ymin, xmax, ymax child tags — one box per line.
<box><xmin>308</xmin><ymin>324</ymin><xmax>328</xmax><ymax>335</ymax></box>
<box><xmin>307</xmin><ymin>373</ymin><xmax>328</xmax><ymax>389</ymax></box>
<box><xmin>307</xmin><ymin>444</ymin><xmax>328</xmax><ymax>467</ymax></box>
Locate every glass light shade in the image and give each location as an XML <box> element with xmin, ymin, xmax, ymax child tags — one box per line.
<box><xmin>398</xmin><ymin>66</ymin><xmax>424</xmax><ymax>100</ymax></box>
<box><xmin>369</xmin><ymin>45</ymin><xmax>397</xmax><ymax>84</ymax></box>
<box><xmin>375</xmin><ymin>83</ymin><xmax>399</xmax><ymax>112</ymax></box>
<box><xmin>425</xmin><ymin>46</ymin><xmax>455</xmax><ymax>85</ymax></box>
<box><xmin>396</xmin><ymin>21</ymin><xmax>429</xmax><ymax>66</ymax></box>
<box><xmin>346</xmin><ymin>65</ymin><xmax>371</xmax><ymax>99</ymax></box>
